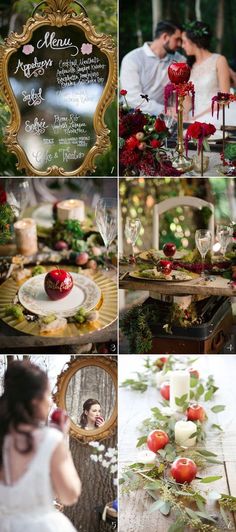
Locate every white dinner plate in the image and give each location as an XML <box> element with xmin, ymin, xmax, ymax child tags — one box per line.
<box><xmin>18</xmin><ymin>273</ymin><xmax>101</xmax><ymax>317</ymax></box>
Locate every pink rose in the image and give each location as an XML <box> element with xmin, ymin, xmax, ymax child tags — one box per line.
<box><xmin>22</xmin><ymin>44</ymin><xmax>34</xmax><ymax>55</ymax></box>
<box><xmin>81</xmin><ymin>43</ymin><xmax>93</xmax><ymax>55</ymax></box>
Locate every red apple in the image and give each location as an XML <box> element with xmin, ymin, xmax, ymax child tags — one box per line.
<box><xmin>186</xmin><ymin>403</ymin><xmax>206</xmax><ymax>422</ymax></box>
<box><xmin>168</xmin><ymin>62</ymin><xmax>191</xmax><ymax>85</ymax></box>
<box><xmin>54</xmin><ymin>240</ymin><xmax>69</xmax><ymax>251</ymax></box>
<box><xmin>155</xmin><ymin>357</ymin><xmax>168</xmax><ymax>368</ymax></box>
<box><xmin>147</xmin><ymin>430</ymin><xmax>169</xmax><ymax>453</ymax></box>
<box><xmin>189</xmin><ymin>368</ymin><xmax>199</xmax><ymax>379</ymax></box>
<box><xmin>160</xmin><ymin>382</ymin><xmax>170</xmax><ymax>401</ymax></box>
<box><xmin>163</xmin><ymin>242</ymin><xmax>177</xmax><ymax>258</ymax></box>
<box><xmin>95</xmin><ymin>416</ymin><xmax>105</xmax><ymax>427</ymax></box>
<box><xmin>171</xmin><ymin>457</ymin><xmax>197</xmax><ymax>483</ymax></box>
<box><xmin>160</xmin><ymin>259</ymin><xmax>172</xmax><ymax>275</ymax></box>
<box><xmin>51</xmin><ymin>408</ymin><xmax>68</xmax><ymax>425</ymax></box>
<box><xmin>44</xmin><ymin>269</ymin><xmax>73</xmax><ymax>300</ymax></box>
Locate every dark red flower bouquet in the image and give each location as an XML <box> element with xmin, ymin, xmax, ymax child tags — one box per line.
<box><xmin>211</xmin><ymin>92</ymin><xmax>236</xmax><ymax>119</ymax></box>
<box><xmin>119</xmin><ymin>90</ymin><xmax>181</xmax><ymax>176</ymax></box>
<box><xmin>185</xmin><ymin>121</ymin><xmax>216</xmax><ymax>156</ymax></box>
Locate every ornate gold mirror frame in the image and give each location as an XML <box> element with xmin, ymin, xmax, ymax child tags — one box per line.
<box><xmin>53</xmin><ymin>356</ymin><xmax>117</xmax><ymax>443</ymax></box>
<box><xmin>0</xmin><ymin>0</ymin><xmax>117</xmax><ymax>176</ymax></box>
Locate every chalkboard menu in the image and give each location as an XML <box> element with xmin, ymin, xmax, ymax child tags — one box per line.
<box><xmin>0</xmin><ymin>1</ymin><xmax>117</xmax><ymax>175</ymax></box>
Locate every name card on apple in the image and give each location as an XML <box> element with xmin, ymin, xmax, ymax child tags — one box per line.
<box><xmin>0</xmin><ymin>0</ymin><xmax>116</xmax><ymax>176</ymax></box>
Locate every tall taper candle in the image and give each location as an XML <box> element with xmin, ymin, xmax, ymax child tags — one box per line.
<box><xmin>170</xmin><ymin>370</ymin><xmax>190</xmax><ymax>412</ymax></box>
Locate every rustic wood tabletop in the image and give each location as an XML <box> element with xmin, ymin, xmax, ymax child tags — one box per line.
<box><xmin>119</xmin><ymin>355</ymin><xmax>236</xmax><ymax>531</ymax></box>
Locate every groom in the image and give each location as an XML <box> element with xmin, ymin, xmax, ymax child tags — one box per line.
<box><xmin>120</xmin><ymin>20</ymin><xmax>185</xmax><ymax>115</ymax></box>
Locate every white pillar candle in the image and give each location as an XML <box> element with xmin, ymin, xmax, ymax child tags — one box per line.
<box><xmin>175</xmin><ymin>420</ymin><xmax>197</xmax><ymax>447</ymax></box>
<box><xmin>14</xmin><ymin>218</ymin><xmax>38</xmax><ymax>256</ymax></box>
<box><xmin>170</xmin><ymin>370</ymin><xmax>190</xmax><ymax>412</ymax></box>
<box><xmin>57</xmin><ymin>199</ymin><xmax>85</xmax><ymax>222</ymax></box>
<box><xmin>136</xmin><ymin>450</ymin><xmax>156</xmax><ymax>464</ymax></box>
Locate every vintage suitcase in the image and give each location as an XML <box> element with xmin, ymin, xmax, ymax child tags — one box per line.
<box><xmin>145</xmin><ymin>296</ymin><xmax>233</xmax><ymax>354</ymax></box>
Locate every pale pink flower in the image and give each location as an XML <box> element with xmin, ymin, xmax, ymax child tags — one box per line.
<box><xmin>81</xmin><ymin>43</ymin><xmax>93</xmax><ymax>55</ymax></box>
<box><xmin>22</xmin><ymin>44</ymin><xmax>34</xmax><ymax>55</ymax></box>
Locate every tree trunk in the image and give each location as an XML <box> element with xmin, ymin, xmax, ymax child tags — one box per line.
<box><xmin>64</xmin><ymin>433</ymin><xmax>117</xmax><ymax>532</ymax></box>
<box><xmin>215</xmin><ymin>0</ymin><xmax>224</xmax><ymax>53</ymax></box>
<box><xmin>195</xmin><ymin>0</ymin><xmax>201</xmax><ymax>20</ymax></box>
<box><xmin>152</xmin><ymin>0</ymin><xmax>163</xmax><ymax>39</ymax></box>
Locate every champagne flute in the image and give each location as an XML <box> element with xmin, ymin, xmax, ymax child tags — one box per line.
<box><xmin>95</xmin><ymin>198</ymin><xmax>117</xmax><ymax>269</ymax></box>
<box><xmin>195</xmin><ymin>229</ymin><xmax>212</xmax><ymax>280</ymax></box>
<box><xmin>216</xmin><ymin>224</ymin><xmax>233</xmax><ymax>256</ymax></box>
<box><xmin>124</xmin><ymin>217</ymin><xmax>142</xmax><ymax>259</ymax></box>
<box><xmin>5</xmin><ymin>178</ymin><xmax>30</xmax><ymax>219</ymax></box>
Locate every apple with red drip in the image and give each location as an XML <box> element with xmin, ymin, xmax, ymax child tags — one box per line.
<box><xmin>160</xmin><ymin>259</ymin><xmax>172</xmax><ymax>275</ymax></box>
<box><xmin>189</xmin><ymin>368</ymin><xmax>200</xmax><ymax>379</ymax></box>
<box><xmin>163</xmin><ymin>242</ymin><xmax>176</xmax><ymax>258</ymax></box>
<box><xmin>171</xmin><ymin>457</ymin><xmax>197</xmax><ymax>483</ymax></box>
<box><xmin>44</xmin><ymin>269</ymin><xmax>73</xmax><ymax>300</ymax></box>
<box><xmin>168</xmin><ymin>62</ymin><xmax>191</xmax><ymax>85</ymax></box>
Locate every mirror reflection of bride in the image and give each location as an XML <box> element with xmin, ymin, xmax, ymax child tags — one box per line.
<box><xmin>79</xmin><ymin>399</ymin><xmax>105</xmax><ymax>430</ymax></box>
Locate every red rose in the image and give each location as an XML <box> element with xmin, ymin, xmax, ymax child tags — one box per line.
<box><xmin>0</xmin><ymin>187</ymin><xmax>7</xmax><ymax>204</ymax></box>
<box><xmin>150</xmin><ymin>139</ymin><xmax>161</xmax><ymax>148</ymax></box>
<box><xmin>187</xmin><ymin>122</ymin><xmax>203</xmax><ymax>139</ymax></box>
<box><xmin>125</xmin><ymin>136</ymin><xmax>140</xmax><ymax>150</ymax></box>
<box><xmin>154</xmin><ymin>118</ymin><xmax>167</xmax><ymax>133</ymax></box>
<box><xmin>120</xmin><ymin>89</ymin><xmax>127</xmax><ymax>96</ymax></box>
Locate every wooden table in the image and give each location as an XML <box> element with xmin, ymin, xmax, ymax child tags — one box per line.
<box><xmin>119</xmin><ymin>355</ymin><xmax>236</xmax><ymax>531</ymax></box>
<box><xmin>119</xmin><ymin>263</ymin><xmax>235</xmax><ymax>297</ymax></box>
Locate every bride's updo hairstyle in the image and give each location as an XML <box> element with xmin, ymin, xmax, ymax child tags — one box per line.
<box><xmin>0</xmin><ymin>360</ymin><xmax>49</xmax><ymax>466</ymax></box>
<box><xmin>185</xmin><ymin>20</ymin><xmax>212</xmax><ymax>50</ymax></box>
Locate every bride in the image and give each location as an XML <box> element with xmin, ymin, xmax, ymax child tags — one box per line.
<box><xmin>0</xmin><ymin>360</ymin><xmax>81</xmax><ymax>531</ymax></box>
<box><xmin>182</xmin><ymin>20</ymin><xmax>236</xmax><ymax>126</ymax></box>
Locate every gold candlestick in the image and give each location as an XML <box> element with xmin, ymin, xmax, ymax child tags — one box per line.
<box><xmin>172</xmin><ymin>95</ymin><xmax>193</xmax><ymax>173</ymax></box>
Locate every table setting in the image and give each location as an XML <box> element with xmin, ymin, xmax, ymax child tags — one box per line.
<box><xmin>119</xmin><ymin>62</ymin><xmax>236</xmax><ymax>177</ymax></box>
<box><xmin>119</xmin><ymin>355</ymin><xmax>236</xmax><ymax>532</ymax></box>
<box><xmin>0</xmin><ymin>179</ymin><xmax>118</xmax><ymax>348</ymax></box>
<box><xmin>119</xmin><ymin>208</ymin><xmax>236</xmax><ymax>354</ymax></box>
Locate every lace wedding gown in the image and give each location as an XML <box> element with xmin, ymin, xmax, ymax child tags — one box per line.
<box><xmin>0</xmin><ymin>427</ymin><xmax>77</xmax><ymax>532</ymax></box>
<box><xmin>189</xmin><ymin>53</ymin><xmax>236</xmax><ymax>126</ymax></box>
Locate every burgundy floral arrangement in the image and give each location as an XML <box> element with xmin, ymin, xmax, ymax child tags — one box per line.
<box><xmin>211</xmin><ymin>92</ymin><xmax>236</xmax><ymax>119</ymax></box>
<box><xmin>185</xmin><ymin>121</ymin><xmax>216</xmax><ymax>156</ymax></box>
<box><xmin>119</xmin><ymin>90</ymin><xmax>181</xmax><ymax>176</ymax></box>
<box><xmin>164</xmin><ymin>63</ymin><xmax>195</xmax><ymax>115</ymax></box>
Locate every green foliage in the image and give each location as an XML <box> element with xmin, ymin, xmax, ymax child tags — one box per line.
<box><xmin>0</xmin><ymin>203</ymin><xmax>15</xmax><ymax>244</ymax></box>
<box><xmin>0</xmin><ymin>99</ymin><xmax>23</xmax><ymax>176</ymax></box>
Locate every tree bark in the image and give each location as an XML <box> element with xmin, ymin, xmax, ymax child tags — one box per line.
<box><xmin>152</xmin><ymin>0</ymin><xmax>163</xmax><ymax>39</ymax></box>
<box><xmin>215</xmin><ymin>0</ymin><xmax>224</xmax><ymax>53</ymax></box>
<box><xmin>64</xmin><ymin>433</ymin><xmax>117</xmax><ymax>532</ymax></box>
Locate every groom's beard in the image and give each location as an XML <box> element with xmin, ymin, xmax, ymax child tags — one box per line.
<box><xmin>163</xmin><ymin>42</ymin><xmax>175</xmax><ymax>55</ymax></box>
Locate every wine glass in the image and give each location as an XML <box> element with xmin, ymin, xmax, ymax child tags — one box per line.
<box><xmin>195</xmin><ymin>229</ymin><xmax>212</xmax><ymax>280</ymax></box>
<box><xmin>216</xmin><ymin>224</ymin><xmax>233</xmax><ymax>256</ymax></box>
<box><xmin>95</xmin><ymin>198</ymin><xmax>117</xmax><ymax>268</ymax></box>
<box><xmin>5</xmin><ymin>178</ymin><xmax>30</xmax><ymax>219</ymax></box>
<box><xmin>124</xmin><ymin>217</ymin><xmax>142</xmax><ymax>259</ymax></box>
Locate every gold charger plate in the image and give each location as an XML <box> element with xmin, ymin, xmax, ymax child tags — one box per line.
<box><xmin>138</xmin><ymin>249</ymin><xmax>187</xmax><ymax>261</ymax></box>
<box><xmin>0</xmin><ymin>265</ymin><xmax>117</xmax><ymax>337</ymax></box>
<box><xmin>129</xmin><ymin>270</ymin><xmax>199</xmax><ymax>282</ymax></box>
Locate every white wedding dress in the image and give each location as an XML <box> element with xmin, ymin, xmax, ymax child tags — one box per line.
<box><xmin>0</xmin><ymin>427</ymin><xmax>77</xmax><ymax>532</ymax></box>
<box><xmin>189</xmin><ymin>53</ymin><xmax>236</xmax><ymax>126</ymax></box>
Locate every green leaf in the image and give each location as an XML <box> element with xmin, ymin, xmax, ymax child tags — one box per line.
<box><xmin>149</xmin><ymin>499</ymin><xmax>167</xmax><ymax>513</ymax></box>
<box><xmin>212</xmin><ymin>423</ymin><xmax>223</xmax><ymax>431</ymax></box>
<box><xmin>200</xmin><ymin>476</ymin><xmax>222</xmax><ymax>483</ymax></box>
<box><xmin>190</xmin><ymin>377</ymin><xmax>198</xmax><ymax>388</ymax></box>
<box><xmin>151</xmin><ymin>407</ymin><xmax>168</xmax><ymax>420</ymax></box>
<box><xmin>211</xmin><ymin>405</ymin><xmax>225</xmax><ymax>413</ymax></box>
<box><xmin>206</xmin><ymin>458</ymin><xmax>223</xmax><ymax>464</ymax></box>
<box><xmin>196</xmin><ymin>450</ymin><xmax>218</xmax><ymax>457</ymax></box>
<box><xmin>168</xmin><ymin>518</ymin><xmax>185</xmax><ymax>532</ymax></box>
<box><xmin>185</xmin><ymin>507</ymin><xmax>199</xmax><ymax>520</ymax></box>
<box><xmin>220</xmin><ymin>506</ymin><xmax>230</xmax><ymax>526</ymax></box>
<box><xmin>145</xmin><ymin>480</ymin><xmax>162</xmax><ymax>490</ymax></box>
<box><xmin>159</xmin><ymin>501</ymin><xmax>171</xmax><ymax>516</ymax></box>
<box><xmin>189</xmin><ymin>431</ymin><xmax>198</xmax><ymax>439</ymax></box>
<box><xmin>196</xmin><ymin>383</ymin><xmax>204</xmax><ymax>398</ymax></box>
<box><xmin>175</xmin><ymin>393</ymin><xmax>188</xmax><ymax>406</ymax></box>
<box><xmin>136</xmin><ymin>436</ymin><xmax>147</xmax><ymax>448</ymax></box>
<box><xmin>204</xmin><ymin>389</ymin><xmax>214</xmax><ymax>401</ymax></box>
<box><xmin>195</xmin><ymin>511</ymin><xmax>217</xmax><ymax>523</ymax></box>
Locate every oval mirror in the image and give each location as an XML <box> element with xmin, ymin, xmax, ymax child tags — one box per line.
<box><xmin>53</xmin><ymin>356</ymin><xmax>117</xmax><ymax>442</ymax></box>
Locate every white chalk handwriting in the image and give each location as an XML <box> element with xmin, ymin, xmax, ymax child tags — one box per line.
<box><xmin>37</xmin><ymin>32</ymin><xmax>79</xmax><ymax>57</ymax></box>
<box><xmin>14</xmin><ymin>57</ymin><xmax>53</xmax><ymax>78</ymax></box>
<box><xmin>22</xmin><ymin>88</ymin><xmax>45</xmax><ymax>106</ymax></box>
